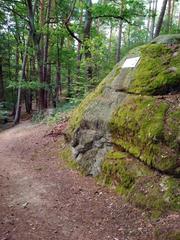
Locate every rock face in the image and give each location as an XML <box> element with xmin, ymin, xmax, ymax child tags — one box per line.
<box><xmin>69</xmin><ymin>35</ymin><xmax>180</xmax><ymax>215</ymax></box>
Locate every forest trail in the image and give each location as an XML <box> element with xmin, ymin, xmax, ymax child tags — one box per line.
<box><xmin>0</xmin><ymin>122</ymin><xmax>179</xmax><ymax>240</ymax></box>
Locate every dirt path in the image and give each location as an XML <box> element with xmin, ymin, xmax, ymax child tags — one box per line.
<box><xmin>0</xmin><ymin>122</ymin><xmax>179</xmax><ymax>240</ymax></box>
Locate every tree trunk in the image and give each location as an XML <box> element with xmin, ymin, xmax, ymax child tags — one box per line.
<box><xmin>26</xmin><ymin>0</ymin><xmax>45</xmax><ymax>110</ymax></box>
<box><xmin>24</xmin><ymin>57</ymin><xmax>32</xmax><ymax>114</ymax></box>
<box><xmin>84</xmin><ymin>0</ymin><xmax>93</xmax><ymax>80</ymax></box>
<box><xmin>154</xmin><ymin>0</ymin><xmax>168</xmax><ymax>37</ymax></box>
<box><xmin>55</xmin><ymin>37</ymin><xmax>64</xmax><ymax>105</ymax></box>
<box><xmin>169</xmin><ymin>0</ymin><xmax>175</xmax><ymax>30</ymax></box>
<box><xmin>116</xmin><ymin>0</ymin><xmax>125</xmax><ymax>63</ymax></box>
<box><xmin>43</xmin><ymin>0</ymin><xmax>52</xmax><ymax>109</ymax></box>
<box><xmin>116</xmin><ymin>19</ymin><xmax>123</xmax><ymax>63</ymax></box>
<box><xmin>150</xmin><ymin>0</ymin><xmax>158</xmax><ymax>39</ymax></box>
<box><xmin>147</xmin><ymin>0</ymin><xmax>152</xmax><ymax>40</ymax></box>
<box><xmin>167</xmin><ymin>0</ymin><xmax>172</xmax><ymax>32</ymax></box>
<box><xmin>67</xmin><ymin>67</ymin><xmax>71</xmax><ymax>99</ymax></box>
<box><xmin>76</xmin><ymin>2</ymin><xmax>83</xmax><ymax>81</ymax></box>
<box><xmin>14</xmin><ymin>36</ymin><xmax>30</xmax><ymax>124</ymax></box>
<box><xmin>0</xmin><ymin>57</ymin><xmax>4</xmax><ymax>102</ymax></box>
<box><xmin>108</xmin><ymin>22</ymin><xmax>113</xmax><ymax>62</ymax></box>
<box><xmin>47</xmin><ymin>63</ymin><xmax>51</xmax><ymax>107</ymax></box>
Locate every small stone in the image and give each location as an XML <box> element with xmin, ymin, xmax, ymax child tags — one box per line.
<box><xmin>173</xmin><ymin>52</ymin><xmax>178</xmax><ymax>57</ymax></box>
<box><xmin>22</xmin><ymin>202</ymin><xmax>29</xmax><ymax>208</ymax></box>
<box><xmin>167</xmin><ymin>66</ymin><xmax>177</xmax><ymax>73</ymax></box>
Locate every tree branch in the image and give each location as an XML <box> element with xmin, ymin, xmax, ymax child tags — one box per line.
<box><xmin>64</xmin><ymin>23</ymin><xmax>82</xmax><ymax>43</ymax></box>
<box><xmin>64</xmin><ymin>0</ymin><xmax>82</xmax><ymax>43</ymax></box>
<box><xmin>1</xmin><ymin>5</ymin><xmax>30</xmax><ymax>23</ymax></box>
<box><xmin>92</xmin><ymin>15</ymin><xmax>132</xmax><ymax>25</ymax></box>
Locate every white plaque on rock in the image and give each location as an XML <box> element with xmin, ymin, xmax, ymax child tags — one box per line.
<box><xmin>122</xmin><ymin>57</ymin><xmax>140</xmax><ymax>68</ymax></box>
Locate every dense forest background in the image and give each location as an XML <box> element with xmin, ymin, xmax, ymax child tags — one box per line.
<box><xmin>0</xmin><ymin>0</ymin><xmax>180</xmax><ymax>123</ymax></box>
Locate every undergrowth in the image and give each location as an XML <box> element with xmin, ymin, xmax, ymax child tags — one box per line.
<box><xmin>32</xmin><ymin>99</ymin><xmax>81</xmax><ymax>125</ymax></box>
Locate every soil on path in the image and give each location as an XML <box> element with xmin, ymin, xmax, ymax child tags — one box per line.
<box><xmin>0</xmin><ymin>122</ymin><xmax>179</xmax><ymax>240</ymax></box>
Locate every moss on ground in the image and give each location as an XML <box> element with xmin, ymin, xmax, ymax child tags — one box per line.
<box><xmin>110</xmin><ymin>95</ymin><xmax>179</xmax><ymax>174</ymax></box>
<box><xmin>155</xmin><ymin>230</ymin><xmax>180</xmax><ymax>240</ymax></box>
<box><xmin>100</xmin><ymin>150</ymin><xmax>180</xmax><ymax>218</ymax></box>
<box><xmin>129</xmin><ymin>44</ymin><xmax>180</xmax><ymax>95</ymax></box>
<box><xmin>59</xmin><ymin>145</ymin><xmax>80</xmax><ymax>170</ymax></box>
<box><xmin>128</xmin><ymin>176</ymin><xmax>180</xmax><ymax>218</ymax></box>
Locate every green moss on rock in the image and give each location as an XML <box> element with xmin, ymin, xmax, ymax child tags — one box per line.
<box><xmin>151</xmin><ymin>34</ymin><xmax>180</xmax><ymax>44</ymax></box>
<box><xmin>110</xmin><ymin>95</ymin><xmax>179</xmax><ymax>174</ymax></box>
<box><xmin>100</xmin><ymin>150</ymin><xmax>180</xmax><ymax>217</ymax></box>
<box><xmin>59</xmin><ymin>145</ymin><xmax>80</xmax><ymax>170</ymax></box>
<box><xmin>164</xmin><ymin>110</ymin><xmax>180</xmax><ymax>150</ymax></box>
<box><xmin>129</xmin><ymin>44</ymin><xmax>180</xmax><ymax>95</ymax></box>
<box><xmin>101</xmin><ymin>151</ymin><xmax>135</xmax><ymax>190</ymax></box>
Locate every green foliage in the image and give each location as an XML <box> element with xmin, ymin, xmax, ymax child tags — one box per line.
<box><xmin>32</xmin><ymin>111</ymin><xmax>45</xmax><ymax>123</ymax></box>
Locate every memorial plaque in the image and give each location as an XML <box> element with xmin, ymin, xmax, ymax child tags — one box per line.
<box><xmin>122</xmin><ymin>57</ymin><xmax>140</xmax><ymax>68</ymax></box>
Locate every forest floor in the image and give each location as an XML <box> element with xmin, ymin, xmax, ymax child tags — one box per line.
<box><xmin>0</xmin><ymin>121</ymin><xmax>179</xmax><ymax>240</ymax></box>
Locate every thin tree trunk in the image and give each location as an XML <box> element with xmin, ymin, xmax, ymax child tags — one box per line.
<box><xmin>14</xmin><ymin>36</ymin><xmax>30</xmax><ymax>124</ymax></box>
<box><xmin>76</xmin><ymin>1</ymin><xmax>83</xmax><ymax>80</ymax></box>
<box><xmin>178</xmin><ymin>11</ymin><xmax>180</xmax><ymax>31</ymax></box>
<box><xmin>67</xmin><ymin>67</ymin><xmax>71</xmax><ymax>99</ymax></box>
<box><xmin>150</xmin><ymin>0</ymin><xmax>158</xmax><ymax>39</ymax></box>
<box><xmin>167</xmin><ymin>0</ymin><xmax>172</xmax><ymax>32</ymax></box>
<box><xmin>47</xmin><ymin>63</ymin><xmax>51</xmax><ymax>107</ymax></box>
<box><xmin>24</xmin><ymin>57</ymin><xmax>32</xmax><ymax>114</ymax></box>
<box><xmin>147</xmin><ymin>0</ymin><xmax>152</xmax><ymax>40</ymax></box>
<box><xmin>39</xmin><ymin>0</ymin><xmax>46</xmax><ymax>110</ymax></box>
<box><xmin>0</xmin><ymin>57</ymin><xmax>4</xmax><ymax>102</ymax></box>
<box><xmin>127</xmin><ymin>25</ymin><xmax>131</xmax><ymax>47</ymax></box>
<box><xmin>116</xmin><ymin>0</ymin><xmax>125</xmax><ymax>63</ymax></box>
<box><xmin>55</xmin><ymin>37</ymin><xmax>64</xmax><ymax>105</ymax></box>
<box><xmin>116</xmin><ymin>19</ymin><xmax>123</xmax><ymax>63</ymax></box>
<box><xmin>43</xmin><ymin>0</ymin><xmax>52</xmax><ymax>109</ymax></box>
<box><xmin>84</xmin><ymin>0</ymin><xmax>93</xmax><ymax>79</ymax></box>
<box><xmin>108</xmin><ymin>22</ymin><xmax>113</xmax><ymax>62</ymax></box>
<box><xmin>154</xmin><ymin>0</ymin><xmax>168</xmax><ymax>37</ymax></box>
<box><xmin>170</xmin><ymin>0</ymin><xmax>175</xmax><ymax>29</ymax></box>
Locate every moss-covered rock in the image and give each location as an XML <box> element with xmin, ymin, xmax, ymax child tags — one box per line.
<box><xmin>151</xmin><ymin>34</ymin><xmax>180</xmax><ymax>44</ymax></box>
<box><xmin>128</xmin><ymin>44</ymin><xmax>180</xmax><ymax>95</ymax></box>
<box><xmin>100</xmin><ymin>150</ymin><xmax>180</xmax><ymax>217</ymax></box>
<box><xmin>110</xmin><ymin>95</ymin><xmax>180</xmax><ymax>174</ymax></box>
<box><xmin>69</xmin><ymin>34</ymin><xmax>180</xmax><ymax>215</ymax></box>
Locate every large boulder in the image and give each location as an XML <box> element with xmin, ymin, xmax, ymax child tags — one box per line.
<box><xmin>68</xmin><ymin>34</ymin><xmax>180</xmax><ymax>214</ymax></box>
